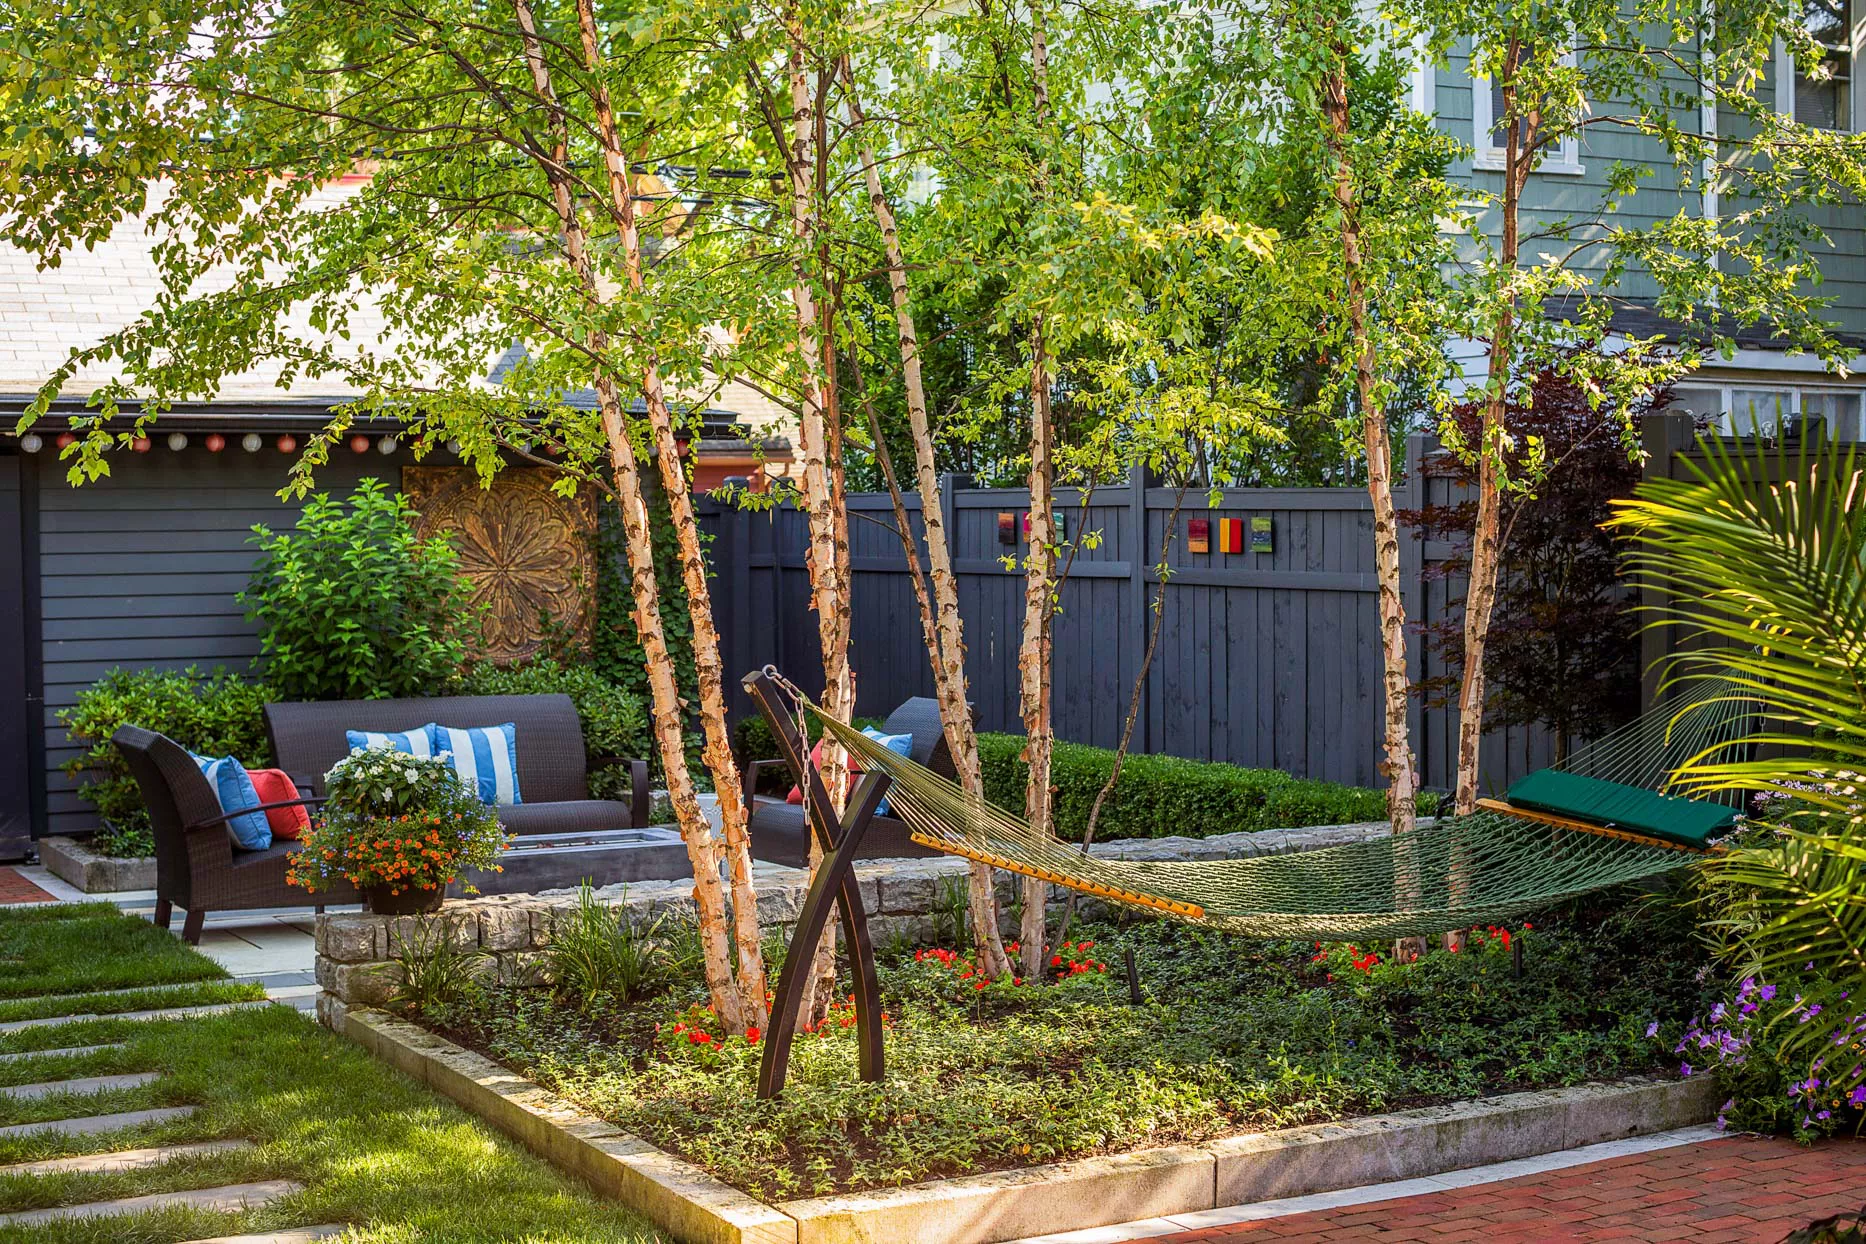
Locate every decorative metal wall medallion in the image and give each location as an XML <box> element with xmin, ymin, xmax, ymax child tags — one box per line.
<box><xmin>402</xmin><ymin>466</ymin><xmax>597</xmax><ymax>664</ymax></box>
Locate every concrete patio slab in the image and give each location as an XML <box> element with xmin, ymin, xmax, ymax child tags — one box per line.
<box><xmin>0</xmin><ymin>1042</ymin><xmax>126</xmax><ymax>1065</ymax></box>
<box><xmin>0</xmin><ymin>1139</ymin><xmax>254</xmax><ymax>1176</ymax></box>
<box><xmin>0</xmin><ymin>1104</ymin><xmax>196</xmax><ymax>1138</ymax></box>
<box><xmin>0</xmin><ymin>1178</ymin><xmax>302</xmax><ymax>1227</ymax></box>
<box><xmin>0</xmin><ymin>1070</ymin><xmax>161</xmax><ymax>1100</ymax></box>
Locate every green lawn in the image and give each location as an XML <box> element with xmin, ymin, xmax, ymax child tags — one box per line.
<box><xmin>0</xmin><ymin>906</ymin><xmax>229</xmax><ymax>999</ymax></box>
<box><xmin>0</xmin><ymin>904</ymin><xmax>665</xmax><ymax>1243</ymax></box>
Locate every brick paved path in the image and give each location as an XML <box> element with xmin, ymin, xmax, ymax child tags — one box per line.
<box><xmin>0</xmin><ymin>867</ymin><xmax>58</xmax><ymax>904</ymax></box>
<box><xmin>1155</xmin><ymin>1136</ymin><xmax>1866</xmax><ymax>1243</ymax></box>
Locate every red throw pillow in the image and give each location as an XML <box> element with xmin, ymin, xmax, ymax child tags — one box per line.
<box><xmin>785</xmin><ymin>739</ymin><xmax>862</xmax><ymax>805</ymax></box>
<box><xmin>244</xmin><ymin>768</ymin><xmax>310</xmax><ymax>839</ymax></box>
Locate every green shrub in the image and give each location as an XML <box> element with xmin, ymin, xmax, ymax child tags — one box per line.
<box><xmin>59</xmin><ymin>666</ymin><xmax>273</xmax><ymax>856</ymax></box>
<box><xmin>241</xmin><ymin>479</ymin><xmax>481</xmax><ymax>701</ymax></box>
<box><xmin>738</xmin><ymin>713</ymin><xmax>1420</xmax><ymax>838</ymax></box>
<box><xmin>461</xmin><ymin>658</ymin><xmax>650</xmax><ymax>799</ymax></box>
<box><xmin>977</xmin><ymin>733</ymin><xmax>1434</xmax><ymax>841</ymax></box>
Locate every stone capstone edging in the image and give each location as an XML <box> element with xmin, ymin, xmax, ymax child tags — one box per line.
<box><xmin>313</xmin><ymin>821</ymin><xmax>1402</xmax><ymax>1018</ymax></box>
<box><xmin>341</xmin><ymin>1007</ymin><xmax>1719</xmax><ymax>1244</ymax></box>
<box><xmin>39</xmin><ymin>836</ymin><xmax>156</xmax><ymax>894</ymax></box>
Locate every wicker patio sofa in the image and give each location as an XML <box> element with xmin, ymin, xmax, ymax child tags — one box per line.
<box><xmin>113</xmin><ymin>724</ymin><xmax>358</xmax><ymax>943</ymax></box>
<box><xmin>744</xmin><ymin>696</ymin><xmax>951</xmax><ymax>868</ymax></box>
<box><xmin>264</xmin><ymin>693</ymin><xmax>651</xmax><ymax>835</ymax></box>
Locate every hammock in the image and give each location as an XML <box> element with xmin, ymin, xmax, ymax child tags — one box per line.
<box><xmin>800</xmin><ymin>675</ymin><xmax>1755</xmax><ymax>942</ymax></box>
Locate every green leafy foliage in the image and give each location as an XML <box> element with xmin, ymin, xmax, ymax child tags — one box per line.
<box><xmin>391</xmin><ymin>915</ymin><xmax>492</xmax><ymax>1014</ymax></box>
<box><xmin>58</xmin><ymin>666</ymin><xmax>273</xmax><ymax>856</ymax></box>
<box><xmin>461</xmin><ymin>658</ymin><xmax>650</xmax><ymax>797</ymax></box>
<box><xmin>242</xmin><ymin>480</ymin><xmax>481</xmax><ymax>702</ymax></box>
<box><xmin>429</xmin><ymin>892</ymin><xmax>1706</xmax><ymax>1199</ymax></box>
<box><xmin>976</xmin><ymin>733</ymin><xmax>1438</xmax><ymax>840</ymax></box>
<box><xmin>1611</xmin><ymin>435</ymin><xmax>1866</xmax><ymax>1108</ymax></box>
<box><xmin>543</xmin><ymin>883</ymin><xmax>683</xmax><ymax>1010</ymax></box>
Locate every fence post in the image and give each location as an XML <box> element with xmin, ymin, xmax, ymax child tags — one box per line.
<box><xmin>1639</xmin><ymin>412</ymin><xmax>1696</xmax><ymax>710</ymax></box>
<box><xmin>1127</xmin><ymin>462</ymin><xmax>1154</xmax><ymax>752</ymax></box>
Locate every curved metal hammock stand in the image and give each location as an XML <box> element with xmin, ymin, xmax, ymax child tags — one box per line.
<box><xmin>742</xmin><ymin>666</ymin><xmax>1749</xmax><ymax>1097</ymax></box>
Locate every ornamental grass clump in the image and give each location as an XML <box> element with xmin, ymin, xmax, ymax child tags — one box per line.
<box><xmin>288</xmin><ymin>746</ymin><xmax>508</xmax><ymax>900</ymax></box>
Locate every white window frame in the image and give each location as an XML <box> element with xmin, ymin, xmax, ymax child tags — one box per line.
<box><xmin>1470</xmin><ymin>47</ymin><xmax>1584</xmax><ymax>175</ymax></box>
<box><xmin>1670</xmin><ymin>382</ymin><xmax>1865</xmax><ymax>440</ymax></box>
<box><xmin>1776</xmin><ymin>3</ymin><xmax>1864</xmax><ymax>133</ymax></box>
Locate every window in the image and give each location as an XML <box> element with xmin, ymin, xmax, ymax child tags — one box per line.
<box><xmin>1470</xmin><ymin>47</ymin><xmax>1583</xmax><ymax>174</ymax></box>
<box><xmin>1794</xmin><ymin>0</ymin><xmax>1856</xmax><ymax>130</ymax></box>
<box><xmin>1666</xmin><ymin>384</ymin><xmax>1865</xmax><ymax>440</ymax></box>
<box><xmin>1781</xmin><ymin>0</ymin><xmax>1861</xmax><ymax>131</ymax></box>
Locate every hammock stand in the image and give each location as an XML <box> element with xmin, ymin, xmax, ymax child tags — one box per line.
<box><xmin>741</xmin><ymin>665</ymin><xmax>1746</xmax><ymax>1097</ymax></box>
<box><xmin>742</xmin><ymin>669</ymin><xmax>890</xmax><ymax>1098</ymax></box>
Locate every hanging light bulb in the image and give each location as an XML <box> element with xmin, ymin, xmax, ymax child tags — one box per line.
<box><xmin>348</xmin><ymin>433</ymin><xmax>371</xmax><ymax>454</ymax></box>
<box><xmin>204</xmin><ymin>433</ymin><xmax>227</xmax><ymax>452</ymax></box>
<box><xmin>276</xmin><ymin>434</ymin><xmax>298</xmax><ymax>454</ymax></box>
<box><xmin>377</xmin><ymin>435</ymin><xmax>398</xmax><ymax>455</ymax></box>
<box><xmin>132</xmin><ymin>437</ymin><xmax>152</xmax><ymax>453</ymax></box>
<box><xmin>18</xmin><ymin>433</ymin><xmax>42</xmax><ymax>453</ymax></box>
<box><xmin>446</xmin><ymin>439</ymin><xmax>462</xmax><ymax>455</ymax></box>
<box><xmin>166</xmin><ymin>432</ymin><xmax>189</xmax><ymax>451</ymax></box>
<box><xmin>55</xmin><ymin>432</ymin><xmax>77</xmax><ymax>450</ymax></box>
<box><xmin>241</xmin><ymin>433</ymin><xmax>263</xmax><ymax>453</ymax></box>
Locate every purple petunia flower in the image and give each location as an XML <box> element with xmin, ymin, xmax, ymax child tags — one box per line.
<box><xmin>1646</xmin><ymin>1021</ymin><xmax>1661</xmax><ymax>1038</ymax></box>
<box><xmin>1681</xmin><ymin>1063</ymin><xmax>1693</xmax><ymax>1077</ymax></box>
<box><xmin>1850</xmin><ymin>1086</ymin><xmax>1866</xmax><ymax>1108</ymax></box>
<box><xmin>1760</xmin><ymin>985</ymin><xmax>1778</xmax><ymax>1002</ymax></box>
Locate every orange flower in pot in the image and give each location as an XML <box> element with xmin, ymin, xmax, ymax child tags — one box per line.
<box><xmin>288</xmin><ymin>745</ymin><xmax>509</xmax><ymax>913</ymax></box>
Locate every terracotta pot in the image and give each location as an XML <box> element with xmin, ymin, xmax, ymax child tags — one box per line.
<box><xmin>363</xmin><ymin>883</ymin><xmax>444</xmax><ymax>915</ymax></box>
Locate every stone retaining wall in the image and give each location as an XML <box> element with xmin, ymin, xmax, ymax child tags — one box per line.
<box><xmin>314</xmin><ymin>820</ymin><xmax>1396</xmax><ymax>1029</ymax></box>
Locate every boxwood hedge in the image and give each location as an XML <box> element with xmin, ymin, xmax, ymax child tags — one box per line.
<box><xmin>976</xmin><ymin>734</ymin><xmax>1431</xmax><ymax>842</ymax></box>
<box><xmin>734</xmin><ymin>714</ymin><xmax>1426</xmax><ymax>841</ymax></box>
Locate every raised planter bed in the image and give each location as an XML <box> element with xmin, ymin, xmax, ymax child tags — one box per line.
<box><xmin>339</xmin><ymin>1008</ymin><xmax>1719</xmax><ymax>1244</ymax></box>
<box><xmin>39</xmin><ymin>835</ymin><xmax>156</xmax><ymax>894</ymax></box>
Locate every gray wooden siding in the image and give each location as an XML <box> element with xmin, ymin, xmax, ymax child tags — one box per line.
<box><xmin>31</xmin><ymin>449</ymin><xmax>386</xmax><ymax>838</ymax></box>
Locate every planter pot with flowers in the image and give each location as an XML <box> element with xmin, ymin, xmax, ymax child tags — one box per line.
<box><xmin>288</xmin><ymin>745</ymin><xmax>509</xmax><ymax>914</ymax></box>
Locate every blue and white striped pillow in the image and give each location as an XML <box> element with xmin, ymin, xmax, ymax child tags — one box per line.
<box><xmin>188</xmin><ymin>751</ymin><xmax>271</xmax><ymax>850</ymax></box>
<box><xmin>429</xmin><ymin>723</ymin><xmax>522</xmax><ymax>807</ymax></box>
<box><xmin>345</xmin><ymin>726</ymin><xmax>436</xmax><ymax>758</ymax></box>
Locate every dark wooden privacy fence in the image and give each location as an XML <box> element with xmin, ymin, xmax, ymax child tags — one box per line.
<box><xmin>702</xmin><ymin>435</ymin><xmax>1560</xmax><ymax>795</ymax></box>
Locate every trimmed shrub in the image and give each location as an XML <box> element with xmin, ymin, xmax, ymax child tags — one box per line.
<box><xmin>460</xmin><ymin>658</ymin><xmax>650</xmax><ymax>800</ymax></box>
<box><xmin>977</xmin><ymin>733</ymin><xmax>1432</xmax><ymax>841</ymax></box>
<box><xmin>59</xmin><ymin>666</ymin><xmax>273</xmax><ymax>856</ymax></box>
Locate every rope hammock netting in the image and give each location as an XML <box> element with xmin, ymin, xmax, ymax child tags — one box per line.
<box><xmin>792</xmin><ymin>675</ymin><xmax>1755</xmax><ymax>942</ymax></box>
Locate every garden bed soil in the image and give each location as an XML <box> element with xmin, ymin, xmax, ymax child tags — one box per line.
<box><xmin>38</xmin><ymin>836</ymin><xmax>155</xmax><ymax>894</ymax></box>
<box><xmin>342</xmin><ymin>1007</ymin><xmax>1718</xmax><ymax>1244</ymax></box>
<box><xmin>390</xmin><ymin>897</ymin><xmax>1714</xmax><ymax>1206</ymax></box>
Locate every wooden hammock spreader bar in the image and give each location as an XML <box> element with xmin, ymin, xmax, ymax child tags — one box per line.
<box><xmin>907</xmin><ymin>832</ymin><xmax>1208</xmax><ymax>920</ymax></box>
<box><xmin>1474</xmin><ymin>798</ymin><xmax>1722</xmax><ymax>856</ymax></box>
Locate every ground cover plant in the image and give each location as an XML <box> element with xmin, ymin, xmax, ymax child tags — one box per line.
<box><xmin>421</xmin><ymin>888</ymin><xmax>1710</xmax><ymax>1201</ymax></box>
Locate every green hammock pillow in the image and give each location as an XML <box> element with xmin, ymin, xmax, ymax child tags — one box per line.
<box><xmin>1503</xmin><ymin>769</ymin><xmax>1736</xmax><ymax>849</ymax></box>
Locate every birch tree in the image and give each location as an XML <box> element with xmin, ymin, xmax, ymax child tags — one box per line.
<box><xmin>2</xmin><ymin>0</ymin><xmax>775</xmax><ymax>1029</ymax></box>
<box><xmin>1395</xmin><ymin>0</ymin><xmax>1861</xmax><ymax>813</ymax></box>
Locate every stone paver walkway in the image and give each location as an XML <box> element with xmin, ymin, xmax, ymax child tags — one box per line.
<box><xmin>1144</xmin><ymin>1135</ymin><xmax>1866</xmax><ymax>1242</ymax></box>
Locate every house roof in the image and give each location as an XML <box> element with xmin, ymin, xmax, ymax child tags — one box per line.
<box><xmin>1550</xmin><ymin>294</ymin><xmax>1866</xmax><ymax>355</ymax></box>
<box><xmin>0</xmin><ymin>179</ymin><xmax>755</xmax><ymax>436</ymax></box>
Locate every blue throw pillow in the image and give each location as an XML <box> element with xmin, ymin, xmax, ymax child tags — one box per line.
<box><xmin>188</xmin><ymin>751</ymin><xmax>271</xmax><ymax>850</ymax></box>
<box><xmin>345</xmin><ymin>726</ymin><xmax>436</xmax><ymax>758</ymax></box>
<box><xmin>861</xmin><ymin>727</ymin><xmax>913</xmax><ymax>817</ymax></box>
<box><xmin>430</xmin><ymin>723</ymin><xmax>522</xmax><ymax>807</ymax></box>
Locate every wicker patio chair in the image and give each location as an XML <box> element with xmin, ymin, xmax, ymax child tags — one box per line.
<box><xmin>112</xmin><ymin>725</ymin><xmax>357</xmax><ymax>944</ymax></box>
<box><xmin>743</xmin><ymin>696</ymin><xmax>953</xmax><ymax>868</ymax></box>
